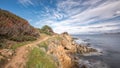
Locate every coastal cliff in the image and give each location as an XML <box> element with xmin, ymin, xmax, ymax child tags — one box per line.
<box><xmin>35</xmin><ymin>32</ymin><xmax>97</xmax><ymax>68</ymax></box>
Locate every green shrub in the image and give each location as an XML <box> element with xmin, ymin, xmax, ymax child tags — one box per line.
<box><xmin>0</xmin><ymin>43</ymin><xmax>6</xmax><ymax>49</ymax></box>
<box><xmin>10</xmin><ymin>36</ymin><xmax>37</xmax><ymax>42</ymax></box>
<box><xmin>11</xmin><ymin>42</ymin><xmax>29</xmax><ymax>50</ymax></box>
<box><xmin>26</xmin><ymin>47</ymin><xmax>56</xmax><ymax>68</ymax></box>
<box><xmin>39</xmin><ymin>25</ymin><xmax>53</xmax><ymax>35</ymax></box>
<box><xmin>0</xmin><ymin>39</ymin><xmax>6</xmax><ymax>49</ymax></box>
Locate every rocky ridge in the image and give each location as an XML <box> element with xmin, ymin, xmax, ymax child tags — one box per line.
<box><xmin>39</xmin><ymin>32</ymin><xmax>98</xmax><ymax>68</ymax></box>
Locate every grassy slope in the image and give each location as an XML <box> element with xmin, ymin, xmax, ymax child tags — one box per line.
<box><xmin>26</xmin><ymin>47</ymin><xmax>56</xmax><ymax>68</ymax></box>
<box><xmin>25</xmin><ymin>33</ymin><xmax>56</xmax><ymax>68</ymax></box>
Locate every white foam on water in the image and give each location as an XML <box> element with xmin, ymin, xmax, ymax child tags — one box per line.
<box><xmin>78</xmin><ymin>59</ymin><xmax>109</xmax><ymax>68</ymax></box>
<box><xmin>75</xmin><ymin>38</ymin><xmax>85</xmax><ymax>44</ymax></box>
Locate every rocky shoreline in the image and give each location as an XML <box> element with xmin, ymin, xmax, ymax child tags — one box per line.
<box><xmin>0</xmin><ymin>32</ymin><xmax>102</xmax><ymax>68</ymax></box>
<box><xmin>40</xmin><ymin>32</ymin><xmax>101</xmax><ymax>68</ymax></box>
<box><xmin>0</xmin><ymin>33</ymin><xmax>101</xmax><ymax>68</ymax></box>
<box><xmin>71</xmin><ymin>35</ymin><xmax>108</xmax><ymax>68</ymax></box>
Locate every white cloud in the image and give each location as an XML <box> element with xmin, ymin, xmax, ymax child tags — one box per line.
<box><xmin>18</xmin><ymin>0</ymin><xmax>34</xmax><ymax>6</ymax></box>
<box><xmin>69</xmin><ymin>0</ymin><xmax>120</xmax><ymax>23</ymax></box>
<box><xmin>53</xmin><ymin>20</ymin><xmax>120</xmax><ymax>34</ymax></box>
<box><xmin>115</xmin><ymin>10</ymin><xmax>120</xmax><ymax>16</ymax></box>
<box><xmin>34</xmin><ymin>0</ymin><xmax>120</xmax><ymax>34</ymax></box>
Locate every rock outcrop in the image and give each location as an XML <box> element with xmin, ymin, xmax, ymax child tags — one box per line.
<box><xmin>40</xmin><ymin>33</ymin><xmax>97</xmax><ymax>68</ymax></box>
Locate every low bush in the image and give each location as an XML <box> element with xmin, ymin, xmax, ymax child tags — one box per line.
<box><xmin>39</xmin><ymin>25</ymin><xmax>54</xmax><ymax>35</ymax></box>
<box><xmin>0</xmin><ymin>39</ymin><xmax>7</xmax><ymax>49</ymax></box>
<box><xmin>11</xmin><ymin>42</ymin><xmax>29</xmax><ymax>50</ymax></box>
<box><xmin>10</xmin><ymin>35</ymin><xmax>37</xmax><ymax>42</ymax></box>
<box><xmin>0</xmin><ymin>43</ymin><xmax>6</xmax><ymax>49</ymax></box>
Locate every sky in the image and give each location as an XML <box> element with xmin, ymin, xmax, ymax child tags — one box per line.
<box><xmin>0</xmin><ymin>0</ymin><xmax>120</xmax><ymax>34</ymax></box>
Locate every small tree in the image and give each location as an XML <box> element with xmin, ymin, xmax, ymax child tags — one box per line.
<box><xmin>40</xmin><ymin>25</ymin><xmax>54</xmax><ymax>35</ymax></box>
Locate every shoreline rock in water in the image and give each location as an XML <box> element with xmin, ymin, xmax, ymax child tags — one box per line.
<box><xmin>42</xmin><ymin>33</ymin><xmax>99</xmax><ymax>68</ymax></box>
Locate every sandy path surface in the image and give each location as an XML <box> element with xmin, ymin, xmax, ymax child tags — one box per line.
<box><xmin>5</xmin><ymin>37</ymin><xmax>49</xmax><ymax>68</ymax></box>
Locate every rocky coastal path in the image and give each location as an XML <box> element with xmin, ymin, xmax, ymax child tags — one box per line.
<box><xmin>4</xmin><ymin>36</ymin><xmax>49</xmax><ymax>68</ymax></box>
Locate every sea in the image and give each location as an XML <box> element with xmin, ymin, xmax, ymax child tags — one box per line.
<box><xmin>72</xmin><ymin>34</ymin><xmax>120</xmax><ymax>68</ymax></box>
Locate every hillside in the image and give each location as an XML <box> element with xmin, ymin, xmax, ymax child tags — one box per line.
<box><xmin>0</xmin><ymin>9</ymin><xmax>40</xmax><ymax>48</ymax></box>
<box><xmin>0</xmin><ymin>9</ymin><xmax>40</xmax><ymax>67</ymax></box>
<box><xmin>0</xmin><ymin>9</ymin><xmax>39</xmax><ymax>39</ymax></box>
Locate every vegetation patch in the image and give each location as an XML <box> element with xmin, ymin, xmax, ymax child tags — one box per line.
<box><xmin>54</xmin><ymin>35</ymin><xmax>63</xmax><ymax>41</ymax></box>
<box><xmin>0</xmin><ymin>42</ymin><xmax>6</xmax><ymax>49</ymax></box>
<box><xmin>26</xmin><ymin>47</ymin><xmax>56</xmax><ymax>68</ymax></box>
<box><xmin>0</xmin><ymin>35</ymin><xmax>37</xmax><ymax>50</ymax></box>
<box><xmin>11</xmin><ymin>42</ymin><xmax>29</xmax><ymax>50</ymax></box>
<box><xmin>10</xmin><ymin>36</ymin><xmax>37</xmax><ymax>42</ymax></box>
<box><xmin>37</xmin><ymin>41</ymin><xmax>48</xmax><ymax>50</ymax></box>
<box><xmin>39</xmin><ymin>25</ymin><xmax>54</xmax><ymax>35</ymax></box>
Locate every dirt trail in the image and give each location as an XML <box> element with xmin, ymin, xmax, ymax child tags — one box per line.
<box><xmin>4</xmin><ymin>37</ymin><xmax>49</xmax><ymax>68</ymax></box>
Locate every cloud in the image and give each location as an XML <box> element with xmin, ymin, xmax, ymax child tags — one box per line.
<box><xmin>33</xmin><ymin>0</ymin><xmax>120</xmax><ymax>34</ymax></box>
<box><xmin>69</xmin><ymin>0</ymin><xmax>120</xmax><ymax>24</ymax></box>
<box><xmin>53</xmin><ymin>20</ymin><xmax>120</xmax><ymax>34</ymax></box>
<box><xmin>18</xmin><ymin>0</ymin><xmax>34</xmax><ymax>6</ymax></box>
